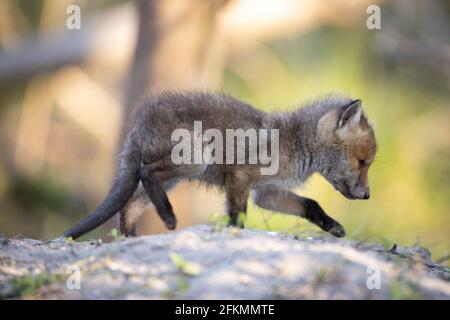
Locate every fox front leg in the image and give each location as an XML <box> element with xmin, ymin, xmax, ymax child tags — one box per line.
<box><xmin>252</xmin><ymin>187</ymin><xmax>345</xmax><ymax>237</ymax></box>
<box><xmin>224</xmin><ymin>170</ymin><xmax>252</xmax><ymax>227</ymax></box>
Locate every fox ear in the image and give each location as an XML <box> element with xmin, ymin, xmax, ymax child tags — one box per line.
<box><xmin>317</xmin><ymin>99</ymin><xmax>363</xmax><ymax>144</ymax></box>
<box><xmin>336</xmin><ymin>99</ymin><xmax>362</xmax><ymax>130</ymax></box>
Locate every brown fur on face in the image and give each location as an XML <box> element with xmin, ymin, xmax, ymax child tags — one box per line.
<box><xmin>316</xmin><ymin>99</ymin><xmax>377</xmax><ymax>200</ymax></box>
<box><xmin>345</xmin><ymin>119</ymin><xmax>377</xmax><ymax>190</ymax></box>
<box><xmin>347</xmin><ymin>128</ymin><xmax>376</xmax><ymax>169</ymax></box>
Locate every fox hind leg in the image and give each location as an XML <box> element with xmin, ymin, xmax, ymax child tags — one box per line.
<box><xmin>140</xmin><ymin>164</ymin><xmax>177</xmax><ymax>230</ymax></box>
<box><xmin>119</xmin><ymin>211</ymin><xmax>137</xmax><ymax>237</ymax></box>
<box><xmin>224</xmin><ymin>170</ymin><xmax>252</xmax><ymax>228</ymax></box>
<box><xmin>119</xmin><ymin>183</ymin><xmax>149</xmax><ymax>236</ymax></box>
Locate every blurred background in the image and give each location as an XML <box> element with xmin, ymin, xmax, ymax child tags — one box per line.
<box><xmin>0</xmin><ymin>0</ymin><xmax>448</xmax><ymax>264</ymax></box>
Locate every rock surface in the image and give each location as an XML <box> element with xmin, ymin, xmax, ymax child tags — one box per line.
<box><xmin>0</xmin><ymin>225</ymin><xmax>449</xmax><ymax>299</ymax></box>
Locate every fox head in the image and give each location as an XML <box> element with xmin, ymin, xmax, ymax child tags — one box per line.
<box><xmin>317</xmin><ymin>99</ymin><xmax>377</xmax><ymax>200</ymax></box>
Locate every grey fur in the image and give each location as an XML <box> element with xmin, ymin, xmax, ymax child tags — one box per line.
<box><xmin>60</xmin><ymin>91</ymin><xmax>376</xmax><ymax>239</ymax></box>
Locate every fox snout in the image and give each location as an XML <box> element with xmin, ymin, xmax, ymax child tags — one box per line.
<box><xmin>363</xmin><ymin>190</ymin><xmax>370</xmax><ymax>199</ymax></box>
<box><xmin>337</xmin><ymin>181</ymin><xmax>370</xmax><ymax>200</ymax></box>
<box><xmin>349</xmin><ymin>186</ymin><xmax>370</xmax><ymax>200</ymax></box>
<box><xmin>351</xmin><ymin>188</ymin><xmax>370</xmax><ymax>200</ymax></box>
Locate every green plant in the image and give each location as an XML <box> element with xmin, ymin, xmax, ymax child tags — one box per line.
<box><xmin>389</xmin><ymin>278</ymin><xmax>422</xmax><ymax>300</ymax></box>
<box><xmin>209</xmin><ymin>212</ymin><xmax>230</xmax><ymax>232</ymax></box>
<box><xmin>169</xmin><ymin>252</ymin><xmax>202</xmax><ymax>277</ymax></box>
<box><xmin>8</xmin><ymin>272</ymin><xmax>60</xmax><ymax>298</ymax></box>
<box><xmin>237</xmin><ymin>211</ymin><xmax>246</xmax><ymax>228</ymax></box>
<box><xmin>108</xmin><ymin>228</ymin><xmax>121</xmax><ymax>241</ymax></box>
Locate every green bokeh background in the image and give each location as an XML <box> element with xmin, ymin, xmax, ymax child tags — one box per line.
<box><xmin>223</xmin><ymin>28</ymin><xmax>449</xmax><ymax>262</ymax></box>
<box><xmin>0</xmin><ymin>1</ymin><xmax>448</xmax><ymax>265</ymax></box>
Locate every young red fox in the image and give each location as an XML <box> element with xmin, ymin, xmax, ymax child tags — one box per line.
<box><xmin>59</xmin><ymin>92</ymin><xmax>376</xmax><ymax>240</ymax></box>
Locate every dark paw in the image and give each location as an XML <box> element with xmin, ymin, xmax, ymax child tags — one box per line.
<box><xmin>317</xmin><ymin>215</ymin><xmax>346</xmax><ymax>238</ymax></box>
<box><xmin>163</xmin><ymin>214</ymin><xmax>177</xmax><ymax>230</ymax></box>
<box><xmin>326</xmin><ymin>222</ymin><xmax>346</xmax><ymax>238</ymax></box>
<box><xmin>228</xmin><ymin>219</ymin><xmax>244</xmax><ymax>229</ymax></box>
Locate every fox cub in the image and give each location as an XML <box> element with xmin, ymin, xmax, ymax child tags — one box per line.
<box><xmin>60</xmin><ymin>92</ymin><xmax>376</xmax><ymax>240</ymax></box>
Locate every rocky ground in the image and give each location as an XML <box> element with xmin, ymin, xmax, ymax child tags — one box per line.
<box><xmin>0</xmin><ymin>224</ymin><xmax>449</xmax><ymax>299</ymax></box>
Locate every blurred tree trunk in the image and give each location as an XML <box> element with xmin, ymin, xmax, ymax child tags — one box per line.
<box><xmin>120</xmin><ymin>0</ymin><xmax>226</xmax><ymax>235</ymax></box>
<box><xmin>122</xmin><ymin>0</ymin><xmax>158</xmax><ymax>137</ymax></box>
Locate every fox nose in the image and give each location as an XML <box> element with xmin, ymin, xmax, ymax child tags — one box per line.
<box><xmin>363</xmin><ymin>191</ymin><xmax>370</xmax><ymax>199</ymax></box>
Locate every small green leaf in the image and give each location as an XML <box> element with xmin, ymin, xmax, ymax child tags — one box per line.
<box><xmin>175</xmin><ymin>277</ymin><xmax>190</xmax><ymax>292</ymax></box>
<box><xmin>380</xmin><ymin>237</ymin><xmax>394</xmax><ymax>251</ymax></box>
<box><xmin>169</xmin><ymin>252</ymin><xmax>202</xmax><ymax>277</ymax></box>
<box><xmin>108</xmin><ymin>228</ymin><xmax>119</xmax><ymax>241</ymax></box>
<box><xmin>170</xmin><ymin>252</ymin><xmax>187</xmax><ymax>269</ymax></box>
<box><xmin>209</xmin><ymin>212</ymin><xmax>230</xmax><ymax>231</ymax></box>
<box><xmin>182</xmin><ymin>263</ymin><xmax>202</xmax><ymax>277</ymax></box>
<box><xmin>237</xmin><ymin>211</ymin><xmax>246</xmax><ymax>227</ymax></box>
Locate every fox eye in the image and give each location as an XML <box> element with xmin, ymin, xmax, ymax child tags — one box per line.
<box><xmin>358</xmin><ymin>159</ymin><xmax>366</xmax><ymax>168</ymax></box>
